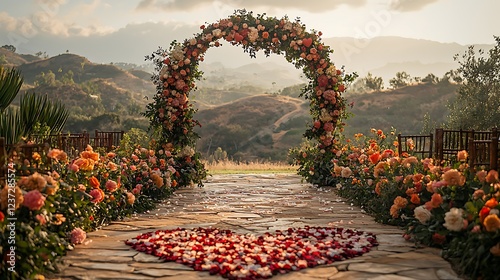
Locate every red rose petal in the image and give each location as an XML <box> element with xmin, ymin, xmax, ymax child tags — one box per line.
<box><xmin>126</xmin><ymin>227</ymin><xmax>377</xmax><ymax>279</ymax></box>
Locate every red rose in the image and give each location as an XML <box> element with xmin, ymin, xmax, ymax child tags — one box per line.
<box><xmin>317</xmin><ymin>74</ymin><xmax>329</xmax><ymax>87</ymax></box>
<box><xmin>480</xmin><ymin>206</ymin><xmax>491</xmax><ymax>222</ymax></box>
<box><xmin>432</xmin><ymin>233</ymin><xmax>446</xmax><ymax>245</ymax></box>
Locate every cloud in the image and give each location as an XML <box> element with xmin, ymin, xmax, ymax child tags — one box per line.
<box><xmin>390</xmin><ymin>0</ymin><xmax>440</xmax><ymax>12</ymax></box>
<box><xmin>0</xmin><ymin>1</ymin><xmax>115</xmax><ymax>38</ymax></box>
<box><xmin>135</xmin><ymin>0</ymin><xmax>367</xmax><ymax>13</ymax></box>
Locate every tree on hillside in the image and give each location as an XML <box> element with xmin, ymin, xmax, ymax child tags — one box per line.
<box><xmin>364</xmin><ymin>72</ymin><xmax>384</xmax><ymax>91</ymax></box>
<box><xmin>422</xmin><ymin>73</ymin><xmax>439</xmax><ymax>84</ymax></box>
<box><xmin>35</xmin><ymin>70</ymin><xmax>57</xmax><ymax>86</ymax></box>
<box><xmin>1</xmin><ymin>45</ymin><xmax>16</xmax><ymax>52</ymax></box>
<box><xmin>446</xmin><ymin>36</ymin><xmax>500</xmax><ymax>130</ymax></box>
<box><xmin>443</xmin><ymin>69</ymin><xmax>462</xmax><ymax>84</ymax></box>
<box><xmin>389</xmin><ymin>71</ymin><xmax>411</xmax><ymax>89</ymax></box>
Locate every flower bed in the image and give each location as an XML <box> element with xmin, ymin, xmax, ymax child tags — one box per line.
<box><xmin>290</xmin><ymin>128</ymin><xmax>500</xmax><ymax>279</ymax></box>
<box><xmin>0</xmin><ymin>145</ymin><xmax>178</xmax><ymax>279</ymax></box>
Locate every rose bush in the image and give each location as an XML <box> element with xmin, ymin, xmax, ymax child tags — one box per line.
<box><xmin>292</xmin><ymin>128</ymin><xmax>500</xmax><ymax>279</ymax></box>
<box><xmin>0</xmin><ymin>144</ymin><xmax>176</xmax><ymax>279</ymax></box>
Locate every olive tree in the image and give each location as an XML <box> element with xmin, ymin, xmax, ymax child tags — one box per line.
<box><xmin>446</xmin><ymin>36</ymin><xmax>500</xmax><ymax>130</ymax></box>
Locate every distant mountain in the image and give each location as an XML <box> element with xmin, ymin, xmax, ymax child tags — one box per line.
<box><xmin>0</xmin><ymin>47</ymin><xmax>41</xmax><ymax>67</ymax></box>
<box><xmin>193</xmin><ymin>81</ymin><xmax>458</xmax><ymax>160</ymax></box>
<box><xmin>15</xmin><ymin>53</ymin><xmax>155</xmax><ymax>98</ymax></box>
<box><xmin>325</xmin><ymin>36</ymin><xmax>494</xmax><ymax>84</ymax></box>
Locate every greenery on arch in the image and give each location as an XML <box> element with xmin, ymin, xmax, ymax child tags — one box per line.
<box><xmin>144</xmin><ymin>10</ymin><xmax>355</xmax><ymax>187</ymax></box>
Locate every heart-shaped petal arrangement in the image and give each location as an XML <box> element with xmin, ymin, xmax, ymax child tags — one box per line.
<box><xmin>126</xmin><ymin>226</ymin><xmax>377</xmax><ymax>279</ymax></box>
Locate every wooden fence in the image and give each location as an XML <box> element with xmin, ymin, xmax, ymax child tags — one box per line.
<box><xmin>1</xmin><ymin>130</ymin><xmax>124</xmax><ymax>159</ymax></box>
<box><xmin>398</xmin><ymin>128</ymin><xmax>499</xmax><ymax>171</ymax></box>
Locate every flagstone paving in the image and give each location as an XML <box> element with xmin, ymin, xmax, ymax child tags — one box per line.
<box><xmin>47</xmin><ymin>174</ymin><xmax>462</xmax><ymax>280</ymax></box>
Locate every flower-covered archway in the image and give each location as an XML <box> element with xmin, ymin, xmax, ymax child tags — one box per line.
<box><xmin>145</xmin><ymin>10</ymin><xmax>353</xmax><ymax>187</ymax></box>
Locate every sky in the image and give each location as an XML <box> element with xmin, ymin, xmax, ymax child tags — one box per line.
<box><xmin>0</xmin><ymin>0</ymin><xmax>499</xmax><ymax>66</ymax></box>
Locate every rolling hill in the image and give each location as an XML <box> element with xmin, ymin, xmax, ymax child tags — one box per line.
<box><xmin>1</xmin><ymin>48</ymin><xmax>459</xmax><ymax>161</ymax></box>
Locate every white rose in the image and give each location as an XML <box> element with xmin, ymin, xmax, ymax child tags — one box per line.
<box><xmin>212</xmin><ymin>28</ymin><xmax>222</xmax><ymax>38</ymax></box>
<box><xmin>443</xmin><ymin>207</ymin><xmax>464</xmax><ymax>231</ymax></box>
<box><xmin>341</xmin><ymin>167</ymin><xmax>352</xmax><ymax>178</ymax></box>
<box><xmin>414</xmin><ymin>205</ymin><xmax>432</xmax><ymax>224</ymax></box>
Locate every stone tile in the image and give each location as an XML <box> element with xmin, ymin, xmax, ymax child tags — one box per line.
<box><xmin>134</xmin><ymin>268</ymin><xmax>186</xmax><ymax>277</ymax></box>
<box><xmin>369</xmin><ymin>257</ymin><xmax>451</xmax><ymax>268</ymax></box>
<box><xmin>217</xmin><ymin>212</ymin><xmax>262</xmax><ymax>218</ymax></box>
<box><xmin>133</xmin><ymin>252</ymin><xmax>165</xmax><ymax>263</ymax></box>
<box><xmin>347</xmin><ymin>262</ymin><xmax>416</xmax><ymax>274</ymax></box>
<box><xmin>299</xmin><ymin>266</ymin><xmax>339</xmax><ymax>278</ymax></box>
<box><xmin>328</xmin><ymin>271</ymin><xmax>380</xmax><ymax>280</ymax></box>
<box><xmin>436</xmin><ymin>268</ymin><xmax>461</xmax><ymax>280</ymax></box>
<box><xmin>388</xmin><ymin>251</ymin><xmax>444</xmax><ymax>261</ymax></box>
<box><xmin>70</xmin><ymin>262</ymin><xmax>135</xmax><ymax>273</ymax></box>
<box><xmin>130</xmin><ymin>262</ymin><xmax>194</xmax><ymax>271</ymax></box>
<box><xmin>369</xmin><ymin>275</ymin><xmax>417</xmax><ymax>280</ymax></box>
<box><xmin>70</xmin><ymin>249</ymin><xmax>138</xmax><ymax>257</ymax></box>
<box><xmin>398</xmin><ymin>268</ymin><xmax>440</xmax><ymax>280</ymax></box>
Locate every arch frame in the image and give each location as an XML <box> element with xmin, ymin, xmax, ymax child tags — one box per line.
<box><xmin>144</xmin><ymin>10</ymin><xmax>353</xmax><ymax>187</ymax></box>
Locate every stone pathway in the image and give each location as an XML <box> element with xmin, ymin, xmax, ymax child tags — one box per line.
<box><xmin>48</xmin><ymin>174</ymin><xmax>462</xmax><ymax>280</ymax></box>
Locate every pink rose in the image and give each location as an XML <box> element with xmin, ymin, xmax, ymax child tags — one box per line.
<box><xmin>89</xmin><ymin>188</ymin><xmax>105</xmax><ymax>204</ymax></box>
<box><xmin>23</xmin><ymin>190</ymin><xmax>46</xmax><ymax>211</ymax></box>
<box><xmin>70</xmin><ymin>227</ymin><xmax>86</xmax><ymax>244</ymax></box>
<box><xmin>68</xmin><ymin>163</ymin><xmax>79</xmax><ymax>172</ymax></box>
<box><xmin>105</xmin><ymin>180</ymin><xmax>119</xmax><ymax>192</ymax></box>
<box><xmin>323</xmin><ymin>122</ymin><xmax>334</xmax><ymax>132</ymax></box>
<box><xmin>36</xmin><ymin>214</ymin><xmax>46</xmax><ymax>225</ymax></box>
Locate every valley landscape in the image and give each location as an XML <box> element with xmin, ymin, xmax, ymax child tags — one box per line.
<box><xmin>0</xmin><ymin>36</ymin><xmax>487</xmax><ymax>161</ymax></box>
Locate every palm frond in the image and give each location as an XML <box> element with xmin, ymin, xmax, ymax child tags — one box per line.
<box><xmin>0</xmin><ymin>66</ymin><xmax>23</xmax><ymax>112</ymax></box>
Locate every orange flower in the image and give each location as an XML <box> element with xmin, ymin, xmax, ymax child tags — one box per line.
<box><xmin>81</xmin><ymin>150</ymin><xmax>99</xmax><ymax>162</ymax></box>
<box><xmin>89</xmin><ymin>176</ymin><xmax>100</xmax><ymax>188</ymax></box>
<box><xmin>457</xmin><ymin>150</ymin><xmax>468</xmax><ymax>162</ymax></box>
<box><xmin>483</xmin><ymin>214</ymin><xmax>500</xmax><ymax>232</ymax></box>
<box><xmin>390</xmin><ymin>196</ymin><xmax>407</xmax><ymax>218</ymax></box>
<box><xmin>410</xmin><ymin>194</ymin><xmax>420</xmax><ymax>205</ymax></box>
<box><xmin>490</xmin><ymin>243</ymin><xmax>500</xmax><ymax>257</ymax></box>
<box><xmin>262</xmin><ymin>31</ymin><xmax>269</xmax><ymax>39</ymax></box>
<box><xmin>425</xmin><ymin>193</ymin><xmax>443</xmax><ymax>210</ymax></box>
<box><xmin>401</xmin><ymin>156</ymin><xmax>418</xmax><ymax>167</ymax></box>
<box><xmin>486</xmin><ymin>170</ymin><xmax>499</xmax><ymax>183</ymax></box>
<box><xmin>485</xmin><ymin>198</ymin><xmax>499</xmax><ymax>208</ymax></box>
<box><xmin>74</xmin><ymin>158</ymin><xmax>94</xmax><ymax>171</ymax></box>
<box><xmin>369</xmin><ymin>152</ymin><xmax>382</xmax><ymax>164</ymax></box>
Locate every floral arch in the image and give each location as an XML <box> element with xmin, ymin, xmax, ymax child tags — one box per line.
<box><xmin>145</xmin><ymin>10</ymin><xmax>353</xmax><ymax>187</ymax></box>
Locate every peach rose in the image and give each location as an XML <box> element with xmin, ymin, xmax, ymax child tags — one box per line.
<box><xmin>442</xmin><ymin>169</ymin><xmax>466</xmax><ymax>187</ymax></box>
<box><xmin>483</xmin><ymin>214</ymin><xmax>500</xmax><ymax>232</ymax></box>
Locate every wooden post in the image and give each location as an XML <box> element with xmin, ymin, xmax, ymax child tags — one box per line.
<box><xmin>435</xmin><ymin>128</ymin><xmax>444</xmax><ymax>162</ymax></box>
<box><xmin>491</xmin><ymin>137</ymin><xmax>499</xmax><ymax>171</ymax></box>
<box><xmin>468</xmin><ymin>138</ymin><xmax>476</xmax><ymax>171</ymax></box>
<box><xmin>397</xmin><ymin>133</ymin><xmax>403</xmax><ymax>156</ymax></box>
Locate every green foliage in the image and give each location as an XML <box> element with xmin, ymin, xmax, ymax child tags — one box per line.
<box><xmin>35</xmin><ymin>70</ymin><xmax>57</xmax><ymax>87</ymax></box>
<box><xmin>1</xmin><ymin>45</ymin><xmax>16</xmax><ymax>53</ymax></box>
<box><xmin>446</xmin><ymin>36</ymin><xmax>500</xmax><ymax>130</ymax></box>
<box><xmin>0</xmin><ymin>66</ymin><xmax>23</xmax><ymax>112</ymax></box>
<box><xmin>117</xmin><ymin>128</ymin><xmax>151</xmax><ymax>157</ymax></box>
<box><xmin>422</xmin><ymin>73</ymin><xmax>439</xmax><ymax>84</ymax></box>
<box><xmin>364</xmin><ymin>72</ymin><xmax>384</xmax><ymax>91</ymax></box>
<box><xmin>20</xmin><ymin>92</ymin><xmax>69</xmax><ymax>138</ymax></box>
<box><xmin>389</xmin><ymin>71</ymin><xmax>412</xmax><ymax>89</ymax></box>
